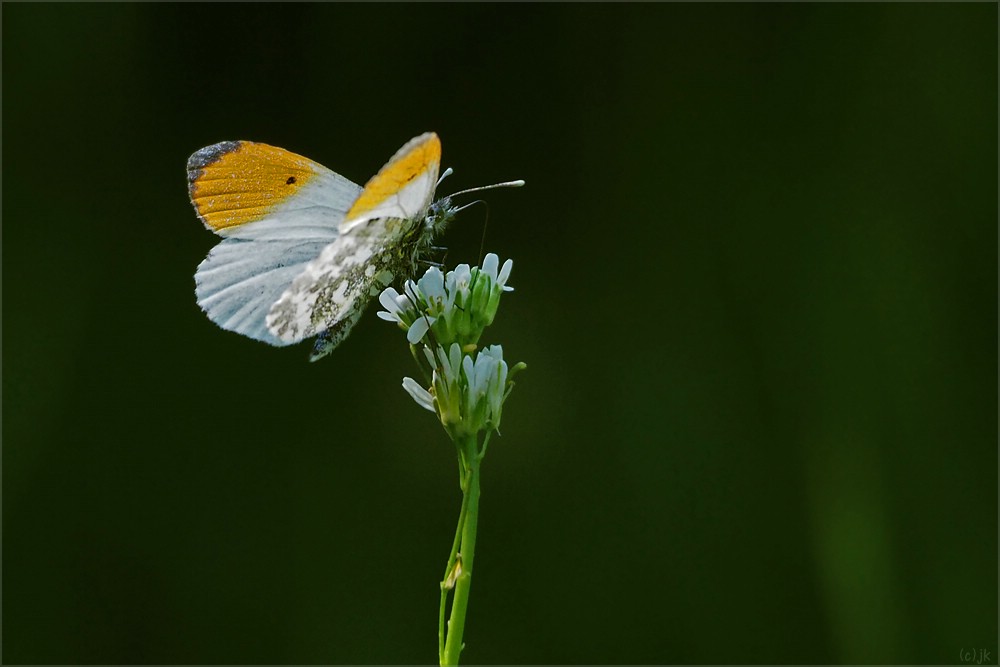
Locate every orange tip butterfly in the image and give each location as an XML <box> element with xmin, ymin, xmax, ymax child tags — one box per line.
<box><xmin>186</xmin><ymin>132</ymin><xmax>523</xmax><ymax>361</ymax></box>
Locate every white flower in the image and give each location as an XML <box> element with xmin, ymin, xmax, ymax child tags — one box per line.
<box><xmin>481</xmin><ymin>345</ymin><xmax>508</xmax><ymax>418</ymax></box>
<box><xmin>436</xmin><ymin>342</ymin><xmax>463</xmax><ymax>384</ymax></box>
<box><xmin>467</xmin><ymin>345</ymin><xmax>508</xmax><ymax>427</ymax></box>
<box><xmin>418</xmin><ymin>266</ymin><xmax>447</xmax><ymax>309</ymax></box>
<box><xmin>479</xmin><ymin>253</ymin><xmax>514</xmax><ymax>292</ymax></box>
<box><xmin>380</xmin><ymin>257</ymin><xmax>513</xmax><ymax>348</ymax></box>
<box><xmin>381</xmin><ymin>254</ymin><xmax>518</xmax><ymax>428</ymax></box>
<box><xmin>425</xmin><ymin>343</ymin><xmax>511</xmax><ymax>435</ymax></box>
<box><xmin>431</xmin><ymin>343</ymin><xmax>465</xmax><ymax>426</ymax></box>
<box><xmin>452</xmin><ymin>264</ymin><xmax>472</xmax><ymax>293</ymax></box>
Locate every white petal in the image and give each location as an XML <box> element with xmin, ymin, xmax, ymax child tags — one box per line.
<box><xmin>402</xmin><ymin>377</ymin><xmax>436</xmax><ymax>412</ymax></box>
<box><xmin>436</xmin><ymin>345</ymin><xmax>451</xmax><ymax>370</ymax></box>
<box><xmin>489</xmin><ymin>361</ymin><xmax>508</xmax><ymax>416</ymax></box>
<box><xmin>453</xmin><ymin>264</ymin><xmax>472</xmax><ymax>290</ymax></box>
<box><xmin>394</xmin><ymin>293</ymin><xmax>413</xmax><ymax>311</ymax></box>
<box><xmin>378</xmin><ymin>287</ymin><xmax>401</xmax><ymax>312</ymax></box>
<box><xmin>462</xmin><ymin>355</ymin><xmax>475</xmax><ymax>385</ymax></box>
<box><xmin>406</xmin><ymin>316</ymin><xmax>434</xmax><ymax>344</ymax></box>
<box><xmin>377</xmin><ymin>311</ymin><xmax>398</xmax><ymax>322</ymax></box>
<box><xmin>498</xmin><ymin>258</ymin><xmax>513</xmax><ymax>285</ymax></box>
<box><xmin>404</xmin><ymin>280</ymin><xmax>421</xmax><ymax>304</ymax></box>
<box><xmin>474</xmin><ymin>355</ymin><xmax>494</xmax><ymax>392</ymax></box>
<box><xmin>423</xmin><ymin>345</ymin><xmax>437</xmax><ymax>367</ymax></box>
<box><xmin>482</xmin><ymin>253</ymin><xmax>499</xmax><ymax>281</ymax></box>
<box><xmin>419</xmin><ymin>267</ymin><xmax>446</xmax><ymax>301</ymax></box>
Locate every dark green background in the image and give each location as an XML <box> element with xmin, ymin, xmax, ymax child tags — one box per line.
<box><xmin>3</xmin><ymin>3</ymin><xmax>996</xmax><ymax>664</ymax></box>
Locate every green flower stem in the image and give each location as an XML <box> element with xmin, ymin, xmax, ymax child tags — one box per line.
<box><xmin>441</xmin><ymin>436</ymin><xmax>482</xmax><ymax>666</ymax></box>
<box><xmin>439</xmin><ymin>471</ymin><xmax>470</xmax><ymax>663</ymax></box>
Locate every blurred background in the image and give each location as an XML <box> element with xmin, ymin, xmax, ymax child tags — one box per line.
<box><xmin>3</xmin><ymin>4</ymin><xmax>996</xmax><ymax>664</ymax></box>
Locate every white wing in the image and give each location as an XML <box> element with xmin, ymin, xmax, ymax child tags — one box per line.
<box><xmin>195</xmin><ymin>235</ymin><xmax>337</xmax><ymax>346</ymax></box>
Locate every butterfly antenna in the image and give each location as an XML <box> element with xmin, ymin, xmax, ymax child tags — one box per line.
<box><xmin>448</xmin><ymin>179</ymin><xmax>525</xmax><ymax>199</ymax></box>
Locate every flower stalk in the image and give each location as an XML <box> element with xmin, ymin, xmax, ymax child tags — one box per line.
<box><xmin>442</xmin><ymin>434</ymin><xmax>480</xmax><ymax>666</ymax></box>
<box><xmin>379</xmin><ymin>254</ymin><xmax>524</xmax><ymax>666</ymax></box>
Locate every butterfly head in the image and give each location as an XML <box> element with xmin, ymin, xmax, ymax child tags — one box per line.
<box><xmin>427</xmin><ymin>171</ymin><xmax>525</xmax><ymax>232</ymax></box>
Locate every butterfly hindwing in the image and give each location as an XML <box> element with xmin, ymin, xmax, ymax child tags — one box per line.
<box><xmin>265</xmin><ymin>134</ymin><xmax>442</xmax><ymax>355</ymax></box>
<box><xmin>265</xmin><ymin>215</ymin><xmax>410</xmax><ymax>346</ymax></box>
<box><xmin>195</xmin><ymin>236</ymin><xmax>337</xmax><ymax>346</ymax></box>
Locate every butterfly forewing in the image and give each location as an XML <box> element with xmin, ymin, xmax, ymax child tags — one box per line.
<box><xmin>187</xmin><ymin>140</ymin><xmax>362</xmax><ymax>240</ymax></box>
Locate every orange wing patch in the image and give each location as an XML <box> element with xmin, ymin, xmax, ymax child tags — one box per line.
<box><xmin>187</xmin><ymin>141</ymin><xmax>321</xmax><ymax>233</ymax></box>
<box><xmin>345</xmin><ymin>133</ymin><xmax>441</xmax><ymax>220</ymax></box>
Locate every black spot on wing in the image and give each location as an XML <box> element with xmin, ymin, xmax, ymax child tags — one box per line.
<box><xmin>286</xmin><ymin>176</ymin><xmax>297</xmax><ymax>185</ymax></box>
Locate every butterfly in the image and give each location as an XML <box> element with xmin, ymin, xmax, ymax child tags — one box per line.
<box><xmin>186</xmin><ymin>132</ymin><xmax>522</xmax><ymax>361</ymax></box>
